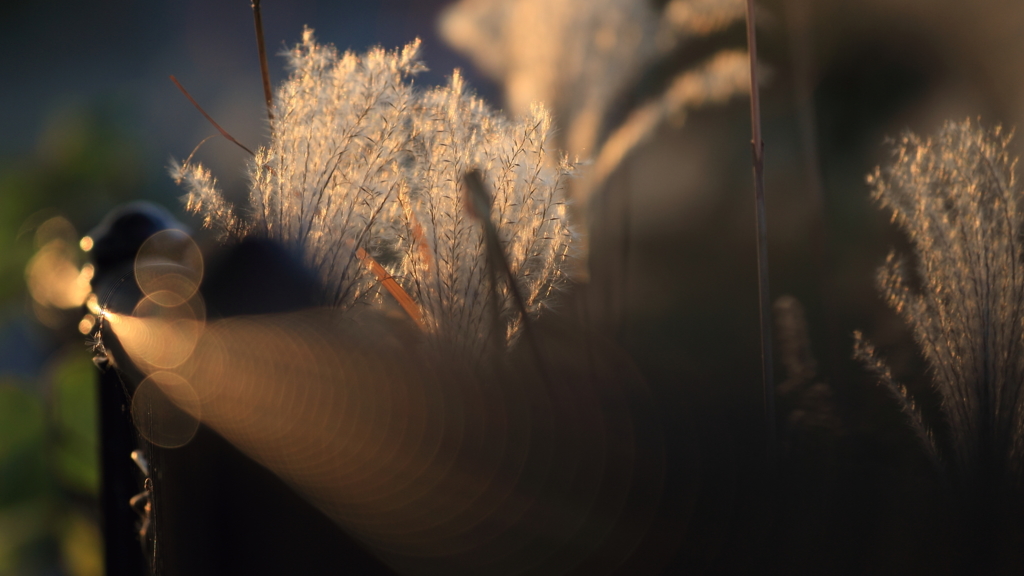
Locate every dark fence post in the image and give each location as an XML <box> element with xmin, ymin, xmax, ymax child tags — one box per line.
<box><xmin>89</xmin><ymin>202</ymin><xmax>183</xmax><ymax>576</ymax></box>
<box><xmin>88</xmin><ymin>203</ymin><xmax>397</xmax><ymax>575</ymax></box>
<box><xmin>96</xmin><ymin>366</ymin><xmax>146</xmax><ymax>576</ymax></box>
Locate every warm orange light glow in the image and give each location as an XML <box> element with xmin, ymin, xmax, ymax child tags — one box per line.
<box><xmin>86</xmin><ymin>294</ymin><xmax>102</xmax><ymax>316</ymax></box>
<box><xmin>25</xmin><ymin>238</ymin><xmax>92</xmax><ymax>310</ymax></box>
<box><xmin>135</xmin><ymin>229</ymin><xmax>204</xmax><ymax>305</ymax></box>
<box><xmin>100</xmin><ymin>227</ymin><xmax>660</xmax><ymax>574</ymax></box>
<box><xmin>78</xmin><ymin>314</ymin><xmax>97</xmax><ymax>335</ymax></box>
<box><xmin>131</xmin><ymin>371</ymin><xmax>201</xmax><ymax>448</ymax></box>
<box><xmin>79</xmin><ymin>236</ymin><xmax>94</xmax><ymax>252</ymax></box>
<box><xmin>107</xmin><ymin>293</ymin><xmax>205</xmax><ymax>371</ymax></box>
<box><xmin>110</xmin><ymin>307</ymin><xmax>662</xmax><ymax>574</ymax></box>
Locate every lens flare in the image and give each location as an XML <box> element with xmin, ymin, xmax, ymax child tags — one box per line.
<box><xmin>131</xmin><ymin>371</ymin><xmax>201</xmax><ymax>449</ymax></box>
<box><xmin>135</xmin><ymin>229</ymin><xmax>203</xmax><ymax>306</ymax></box>
<box><xmin>111</xmin><ymin>304</ymin><xmax>663</xmax><ymax>574</ymax></box>
<box><xmin>25</xmin><ymin>217</ymin><xmax>93</xmax><ymax>311</ymax></box>
<box><xmin>106</xmin><ymin>292</ymin><xmax>205</xmax><ymax>371</ymax></box>
<box><xmin>78</xmin><ymin>314</ymin><xmax>97</xmax><ymax>335</ymax></box>
<box><xmin>102</xmin><ymin>229</ymin><xmax>664</xmax><ymax>573</ymax></box>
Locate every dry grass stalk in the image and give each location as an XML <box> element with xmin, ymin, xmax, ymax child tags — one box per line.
<box><xmin>172</xmin><ymin>29</ymin><xmax>576</xmax><ymax>356</ymax></box>
<box><xmin>855</xmin><ymin>119</ymin><xmax>1024</xmax><ymax>493</ymax></box>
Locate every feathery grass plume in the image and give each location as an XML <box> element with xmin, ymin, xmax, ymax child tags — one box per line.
<box><xmin>173</xmin><ymin>28</ymin><xmax>575</xmax><ymax>355</ymax></box>
<box><xmin>854</xmin><ymin>119</ymin><xmax>1024</xmax><ymax>490</ymax></box>
<box><xmin>170</xmin><ymin>161</ymin><xmax>242</xmax><ymax>238</ymax></box>
<box><xmin>439</xmin><ymin>0</ymin><xmax>748</xmax><ymax>209</ymax></box>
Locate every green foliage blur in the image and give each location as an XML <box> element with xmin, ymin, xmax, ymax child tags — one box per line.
<box><xmin>0</xmin><ymin>103</ymin><xmax>146</xmax><ymax>576</ymax></box>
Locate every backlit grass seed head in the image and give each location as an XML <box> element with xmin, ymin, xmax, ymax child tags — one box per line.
<box><xmin>440</xmin><ymin>0</ymin><xmax>748</xmax><ymax>211</ymax></box>
<box><xmin>173</xmin><ymin>28</ymin><xmax>575</xmax><ymax>354</ymax></box>
<box><xmin>854</xmin><ymin>119</ymin><xmax>1024</xmax><ymax>490</ymax></box>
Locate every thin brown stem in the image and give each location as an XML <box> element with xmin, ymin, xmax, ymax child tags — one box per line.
<box><xmin>745</xmin><ymin>0</ymin><xmax>777</xmax><ymax>463</ymax></box>
<box><xmin>170</xmin><ymin>75</ymin><xmax>255</xmax><ymax>157</ymax></box>
<box><xmin>463</xmin><ymin>170</ymin><xmax>551</xmax><ymax>384</ymax></box>
<box><xmin>251</xmin><ymin>0</ymin><xmax>274</xmax><ymax>124</ymax></box>
<box><xmin>354</xmin><ymin>247</ymin><xmax>424</xmax><ymax>329</ymax></box>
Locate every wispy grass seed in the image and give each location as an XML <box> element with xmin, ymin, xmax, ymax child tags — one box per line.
<box><xmin>172</xmin><ymin>28</ymin><xmax>575</xmax><ymax>356</ymax></box>
<box><xmin>855</xmin><ymin>120</ymin><xmax>1024</xmax><ymax>493</ymax></box>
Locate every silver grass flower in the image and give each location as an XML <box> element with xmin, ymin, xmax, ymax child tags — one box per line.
<box><xmin>173</xmin><ymin>28</ymin><xmax>575</xmax><ymax>355</ymax></box>
<box><xmin>439</xmin><ymin>0</ymin><xmax>748</xmax><ymax>208</ymax></box>
<box><xmin>854</xmin><ymin>120</ymin><xmax>1024</xmax><ymax>490</ymax></box>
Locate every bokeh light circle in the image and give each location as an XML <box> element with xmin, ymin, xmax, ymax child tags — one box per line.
<box><xmin>135</xmin><ymin>229</ymin><xmax>203</xmax><ymax>306</ymax></box>
<box><xmin>131</xmin><ymin>371</ymin><xmax>201</xmax><ymax>449</ymax></box>
<box><xmin>119</xmin><ymin>291</ymin><xmax>206</xmax><ymax>369</ymax></box>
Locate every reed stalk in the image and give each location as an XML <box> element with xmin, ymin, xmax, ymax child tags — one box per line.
<box><xmin>745</xmin><ymin>0</ymin><xmax>776</xmax><ymax>462</ymax></box>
